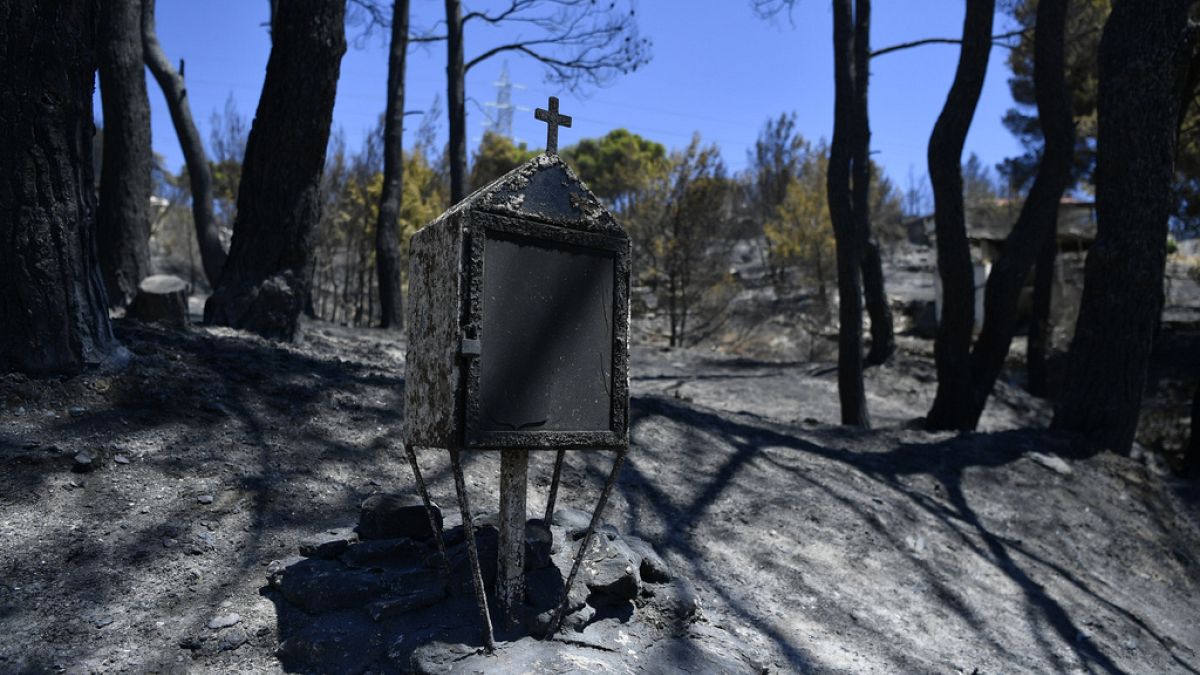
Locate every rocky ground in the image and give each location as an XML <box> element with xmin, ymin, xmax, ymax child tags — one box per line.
<box><xmin>1</xmin><ymin>318</ymin><xmax>1199</xmax><ymax>673</ymax></box>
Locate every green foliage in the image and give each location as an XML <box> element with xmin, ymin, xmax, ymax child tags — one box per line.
<box><xmin>1002</xmin><ymin>1</ymin><xmax>1200</xmax><ymax>234</ymax></box>
<box><xmin>469</xmin><ymin>131</ymin><xmax>538</xmax><ymax>192</ymax></box>
<box><xmin>763</xmin><ymin>144</ymin><xmax>835</xmax><ymax>304</ymax></box>
<box><xmin>561</xmin><ymin>128</ymin><xmax>668</xmax><ymax>209</ymax></box>
<box><xmin>626</xmin><ymin>134</ymin><xmax>735</xmax><ymax>346</ymax></box>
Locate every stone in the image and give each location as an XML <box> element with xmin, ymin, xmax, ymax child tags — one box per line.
<box><xmin>271</xmin><ymin>557</ymin><xmax>438</xmax><ymax>614</ymax></box>
<box><xmin>358</xmin><ymin>494</ymin><xmax>441</xmax><ymax>541</ymax></box>
<box><xmin>625</xmin><ymin>535</ymin><xmax>671</xmax><ymax>583</ymax></box>
<box><xmin>340</xmin><ymin>537</ymin><xmax>425</xmax><ymax>570</ymax></box>
<box><xmin>525</xmin><ymin>519</ymin><xmax>553</xmax><ymax>571</ymax></box>
<box><xmin>113</xmin><ymin>455</ymin><xmax>130</xmax><ymax>465</ymax></box>
<box><xmin>1029</xmin><ymin>452</ymin><xmax>1073</xmax><ymax>476</ymax></box>
<box><xmin>581</xmin><ymin>535</ymin><xmax>640</xmax><ymax>604</ymax></box>
<box><xmin>365</xmin><ymin>584</ymin><xmax>447</xmax><ymax>622</ymax></box>
<box><xmin>72</xmin><ymin>452</ymin><xmax>95</xmax><ymax>472</ymax></box>
<box><xmin>275</xmin><ymin>611</ymin><xmax>380</xmax><ymax>674</ymax></box>
<box><xmin>446</xmin><ymin>524</ymin><xmax>499</xmax><ymax>595</ymax></box>
<box><xmin>206</xmin><ymin>613</ymin><xmax>241</xmax><ymax>630</ymax></box>
<box><xmin>644</xmin><ymin>577</ymin><xmax>702</xmax><ymax>622</ymax></box>
<box><xmin>127</xmin><ymin>275</ymin><xmax>190</xmax><ymax>328</ymax></box>
<box><xmin>216</xmin><ymin>627</ymin><xmax>248</xmax><ymax>652</ymax></box>
<box><xmin>196</xmin><ymin>495</ymin><xmax>214</xmax><ymax>505</ymax></box>
<box><xmin>552</xmin><ymin>507</ymin><xmax>593</xmax><ymax>539</ymax></box>
<box><xmin>298</xmin><ymin>528</ymin><xmax>358</xmax><ymax>559</ymax></box>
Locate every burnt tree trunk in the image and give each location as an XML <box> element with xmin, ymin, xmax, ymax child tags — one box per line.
<box><xmin>1187</xmin><ymin>383</ymin><xmax>1200</xmax><ymax>479</ymax></box>
<box><xmin>142</xmin><ymin>0</ymin><xmax>224</xmax><ymax>288</ymax></box>
<box><xmin>203</xmin><ymin>0</ymin><xmax>346</xmax><ymax>340</ymax></box>
<box><xmin>97</xmin><ymin>0</ymin><xmax>152</xmax><ymax>307</ymax></box>
<box><xmin>966</xmin><ymin>0</ymin><xmax>1073</xmax><ymax>428</ymax></box>
<box><xmin>445</xmin><ymin>0</ymin><xmax>467</xmax><ymax>204</ymax></box>
<box><xmin>1053</xmin><ymin>0</ymin><xmax>1197</xmax><ymax>453</ymax></box>
<box><xmin>853</xmin><ymin>0</ymin><xmax>895</xmax><ymax>367</ymax></box>
<box><xmin>924</xmin><ymin>0</ymin><xmax>994</xmax><ymax>431</ymax></box>
<box><xmin>1026</xmin><ymin>225</ymin><xmax>1057</xmax><ymax>397</ymax></box>
<box><xmin>376</xmin><ymin>0</ymin><xmax>409</xmax><ymax>330</ymax></box>
<box><xmin>0</xmin><ymin>0</ymin><xmax>121</xmax><ymax>374</ymax></box>
<box><xmin>830</xmin><ymin>0</ymin><xmax>869</xmax><ymax>427</ymax></box>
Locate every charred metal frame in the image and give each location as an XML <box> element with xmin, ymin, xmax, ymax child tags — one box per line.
<box><xmin>460</xmin><ymin>210</ymin><xmax>630</xmax><ymax>450</ymax></box>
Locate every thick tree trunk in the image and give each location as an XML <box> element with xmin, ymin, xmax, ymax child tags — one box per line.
<box><xmin>1187</xmin><ymin>383</ymin><xmax>1200</xmax><ymax>479</ymax></box>
<box><xmin>445</xmin><ymin>0</ymin><xmax>467</xmax><ymax>204</ymax></box>
<box><xmin>203</xmin><ymin>0</ymin><xmax>346</xmax><ymax>341</ymax></box>
<box><xmin>1052</xmin><ymin>0</ymin><xmax>1197</xmax><ymax>453</ymax></box>
<box><xmin>853</xmin><ymin>0</ymin><xmax>894</xmax><ymax>367</ymax></box>
<box><xmin>1026</xmin><ymin>226</ymin><xmax>1057</xmax><ymax>397</ymax></box>
<box><xmin>0</xmin><ymin>0</ymin><xmax>121</xmax><ymax>375</ymax></box>
<box><xmin>965</xmin><ymin>0</ymin><xmax>1073</xmax><ymax>428</ymax></box>
<box><xmin>830</xmin><ymin>0</ymin><xmax>869</xmax><ymax>427</ymax></box>
<box><xmin>141</xmin><ymin>0</ymin><xmax>224</xmax><ymax>288</ymax></box>
<box><xmin>925</xmin><ymin>0</ymin><xmax>994</xmax><ymax>431</ymax></box>
<box><xmin>376</xmin><ymin>0</ymin><xmax>409</xmax><ymax>330</ymax></box>
<box><xmin>97</xmin><ymin>0</ymin><xmax>152</xmax><ymax>308</ymax></box>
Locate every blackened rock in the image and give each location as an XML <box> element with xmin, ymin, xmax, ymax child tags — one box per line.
<box><xmin>275</xmin><ymin>610</ymin><xmax>380</xmax><ymax>673</ymax></box>
<box><xmin>447</xmin><ymin>525</ymin><xmax>499</xmax><ymax>596</ymax></box>
<box><xmin>340</xmin><ymin>537</ymin><xmax>426</xmax><ymax>570</ymax></box>
<box><xmin>524</xmin><ymin>519</ymin><xmax>553</xmax><ymax>571</ymax></box>
<box><xmin>626</xmin><ymin>535</ymin><xmax>671</xmax><ymax>583</ymax></box>
<box><xmin>582</xmin><ymin>535</ymin><xmax>640</xmax><ymax>604</ymax></box>
<box><xmin>299</xmin><ymin>528</ymin><xmax>358</xmax><ymax>559</ymax></box>
<box><xmin>551</xmin><ymin>508</ymin><xmax>592</xmax><ymax>539</ymax></box>
<box><xmin>366</xmin><ymin>583</ymin><xmax>447</xmax><ymax>621</ymax></box>
<box><xmin>359</xmin><ymin>494</ymin><xmax>441</xmax><ymax>541</ymax></box>
<box><xmin>217</xmin><ymin>627</ymin><xmax>248</xmax><ymax>652</ymax></box>
<box><xmin>644</xmin><ymin>577</ymin><xmax>702</xmax><ymax>622</ymax></box>
<box><xmin>271</xmin><ymin>558</ymin><xmax>385</xmax><ymax>613</ymax></box>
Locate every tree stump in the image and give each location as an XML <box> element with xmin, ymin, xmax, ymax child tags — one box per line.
<box><xmin>126</xmin><ymin>275</ymin><xmax>189</xmax><ymax>327</ymax></box>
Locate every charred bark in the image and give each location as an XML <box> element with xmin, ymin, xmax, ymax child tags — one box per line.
<box><xmin>830</xmin><ymin>0</ymin><xmax>869</xmax><ymax>427</ymax></box>
<box><xmin>376</xmin><ymin>0</ymin><xmax>409</xmax><ymax>330</ymax></box>
<box><xmin>142</xmin><ymin>0</ymin><xmax>224</xmax><ymax>288</ymax></box>
<box><xmin>0</xmin><ymin>0</ymin><xmax>121</xmax><ymax>374</ymax></box>
<box><xmin>445</xmin><ymin>0</ymin><xmax>467</xmax><ymax>204</ymax></box>
<box><xmin>853</xmin><ymin>0</ymin><xmax>894</xmax><ymax>367</ymax></box>
<box><xmin>966</xmin><ymin>0</ymin><xmax>1073</xmax><ymax>428</ymax></box>
<box><xmin>1187</xmin><ymin>383</ymin><xmax>1200</xmax><ymax>479</ymax></box>
<box><xmin>925</xmin><ymin>0</ymin><xmax>994</xmax><ymax>431</ymax></box>
<box><xmin>203</xmin><ymin>0</ymin><xmax>346</xmax><ymax>340</ymax></box>
<box><xmin>1053</xmin><ymin>0</ymin><xmax>1198</xmax><ymax>453</ymax></box>
<box><xmin>1026</xmin><ymin>225</ymin><xmax>1057</xmax><ymax>397</ymax></box>
<box><xmin>97</xmin><ymin>0</ymin><xmax>152</xmax><ymax>307</ymax></box>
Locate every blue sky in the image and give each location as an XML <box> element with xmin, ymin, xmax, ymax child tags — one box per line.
<box><xmin>101</xmin><ymin>1</ymin><xmax>1023</xmax><ymax>192</ymax></box>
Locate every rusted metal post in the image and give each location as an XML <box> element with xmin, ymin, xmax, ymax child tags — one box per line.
<box><xmin>548</xmin><ymin>447</ymin><xmax>627</xmax><ymax>636</ymax></box>
<box><xmin>496</xmin><ymin>448</ymin><xmax>528</xmax><ymax>631</ymax></box>
<box><xmin>402</xmin><ymin>443</ymin><xmax>451</xmax><ymax>579</ymax></box>
<box><xmin>448</xmin><ymin>447</ymin><xmax>495</xmax><ymax>652</ymax></box>
<box><xmin>543</xmin><ymin>449</ymin><xmax>565</xmax><ymax>523</ymax></box>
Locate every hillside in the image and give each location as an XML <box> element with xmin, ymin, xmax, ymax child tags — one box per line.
<box><xmin>0</xmin><ymin>321</ymin><xmax>1198</xmax><ymax>673</ymax></box>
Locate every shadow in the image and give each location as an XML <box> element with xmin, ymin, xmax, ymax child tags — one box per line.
<box><xmin>605</xmin><ymin>394</ymin><xmax>1197</xmax><ymax>674</ymax></box>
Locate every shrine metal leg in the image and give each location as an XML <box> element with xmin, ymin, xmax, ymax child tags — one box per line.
<box><xmin>496</xmin><ymin>449</ymin><xmax>528</xmax><ymax>631</ymax></box>
<box><xmin>402</xmin><ymin>443</ymin><xmax>451</xmax><ymax>579</ymax></box>
<box><xmin>547</xmin><ymin>447</ymin><xmax>627</xmax><ymax>637</ymax></box>
<box><xmin>448</xmin><ymin>447</ymin><xmax>496</xmax><ymax>652</ymax></box>
<box><xmin>543</xmin><ymin>449</ymin><xmax>565</xmax><ymax>524</ymax></box>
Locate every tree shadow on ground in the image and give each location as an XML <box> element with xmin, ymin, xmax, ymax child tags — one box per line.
<box><xmin>616</xmin><ymin>394</ymin><xmax>1198</xmax><ymax>674</ymax></box>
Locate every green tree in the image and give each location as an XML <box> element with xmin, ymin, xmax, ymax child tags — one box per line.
<box><xmin>628</xmin><ymin>135</ymin><xmax>733</xmax><ymax>347</ymax></box>
<box><xmin>468</xmin><ymin>131</ymin><xmax>537</xmax><ymax>191</ymax></box>
<box><xmin>561</xmin><ymin>128</ymin><xmax>668</xmax><ymax>210</ymax></box>
<box><xmin>764</xmin><ymin>148</ymin><xmax>836</xmax><ymax>307</ymax></box>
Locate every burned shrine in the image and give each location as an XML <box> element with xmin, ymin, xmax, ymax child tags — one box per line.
<box><xmin>403</xmin><ymin>97</ymin><xmax>632</xmax><ymax>645</ymax></box>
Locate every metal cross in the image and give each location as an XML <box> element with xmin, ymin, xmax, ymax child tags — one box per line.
<box><xmin>534</xmin><ymin>96</ymin><xmax>572</xmax><ymax>155</ymax></box>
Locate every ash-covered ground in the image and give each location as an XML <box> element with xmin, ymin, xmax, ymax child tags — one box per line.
<box><xmin>1</xmin><ymin>316</ymin><xmax>1198</xmax><ymax>673</ymax></box>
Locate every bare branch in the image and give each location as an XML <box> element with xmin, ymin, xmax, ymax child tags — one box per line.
<box><xmin>871</xmin><ymin>29</ymin><xmax>1025</xmax><ymax>59</ymax></box>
